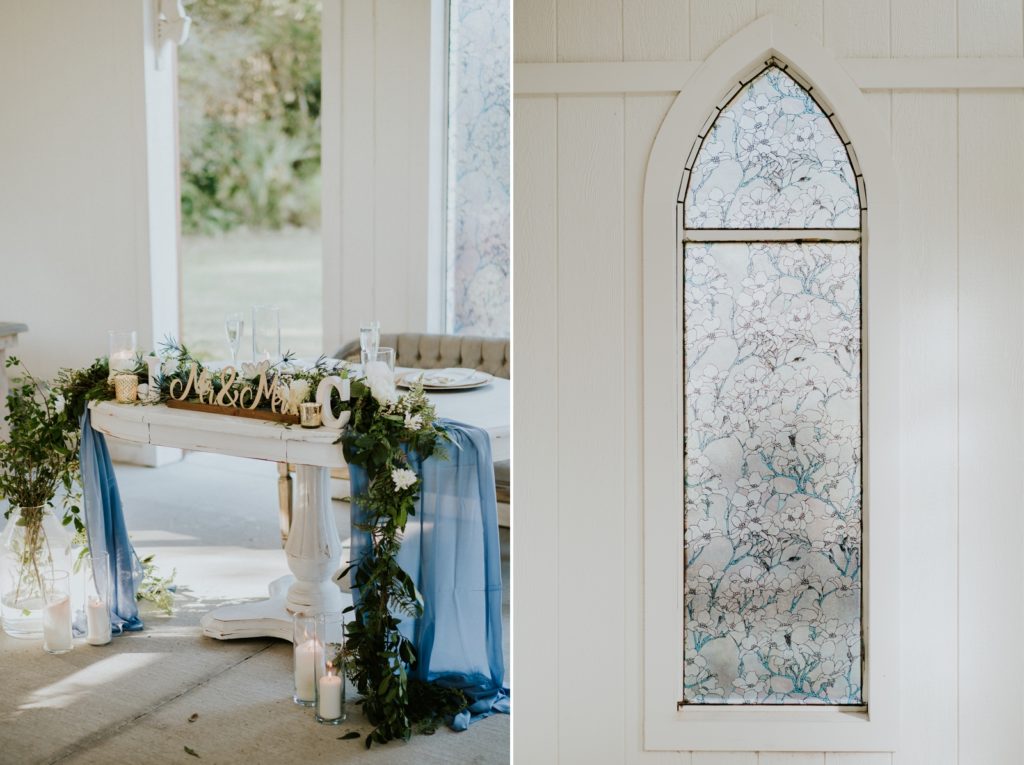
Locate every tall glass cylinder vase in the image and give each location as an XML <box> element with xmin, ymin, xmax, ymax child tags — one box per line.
<box><xmin>314</xmin><ymin>611</ymin><xmax>346</xmax><ymax>724</ymax></box>
<box><xmin>1</xmin><ymin>506</ymin><xmax>73</xmax><ymax>639</ymax></box>
<box><xmin>252</xmin><ymin>305</ymin><xmax>281</xmax><ymax>363</ymax></box>
<box><xmin>83</xmin><ymin>552</ymin><xmax>112</xmax><ymax>646</ymax></box>
<box><xmin>108</xmin><ymin>330</ymin><xmax>137</xmax><ymax>380</ymax></box>
<box><xmin>43</xmin><ymin>570</ymin><xmax>73</xmax><ymax>654</ymax></box>
<box><xmin>292</xmin><ymin>613</ymin><xmax>317</xmax><ymax>706</ymax></box>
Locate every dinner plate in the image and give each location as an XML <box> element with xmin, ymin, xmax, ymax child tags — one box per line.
<box><xmin>397</xmin><ymin>368</ymin><xmax>493</xmax><ymax>391</ymax></box>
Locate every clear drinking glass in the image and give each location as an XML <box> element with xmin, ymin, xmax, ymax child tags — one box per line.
<box><xmin>84</xmin><ymin>552</ymin><xmax>112</xmax><ymax>646</ymax></box>
<box><xmin>359</xmin><ymin>320</ymin><xmax>380</xmax><ymax>365</ymax></box>
<box><xmin>225</xmin><ymin>313</ymin><xmax>245</xmax><ymax>366</ymax></box>
<box><xmin>363</xmin><ymin>347</ymin><xmax>396</xmax><ymax>374</ymax></box>
<box><xmin>252</xmin><ymin>305</ymin><xmax>281</xmax><ymax>363</ymax></box>
<box><xmin>314</xmin><ymin>611</ymin><xmax>346</xmax><ymax>724</ymax></box>
<box><xmin>108</xmin><ymin>330</ymin><xmax>137</xmax><ymax>379</ymax></box>
<box><xmin>43</xmin><ymin>571</ymin><xmax>73</xmax><ymax>654</ymax></box>
<box><xmin>292</xmin><ymin>613</ymin><xmax>317</xmax><ymax>706</ymax></box>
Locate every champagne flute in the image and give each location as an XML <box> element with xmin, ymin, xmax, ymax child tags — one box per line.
<box><xmin>225</xmin><ymin>313</ymin><xmax>244</xmax><ymax>366</ymax></box>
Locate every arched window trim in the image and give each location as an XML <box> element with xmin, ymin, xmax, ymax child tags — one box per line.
<box><xmin>641</xmin><ymin>15</ymin><xmax>900</xmax><ymax>753</ymax></box>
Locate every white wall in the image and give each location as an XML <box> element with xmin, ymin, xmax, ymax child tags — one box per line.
<box><xmin>514</xmin><ymin>2</ymin><xmax>1024</xmax><ymax>763</ymax></box>
<box><xmin>0</xmin><ymin>0</ymin><xmax>178</xmax><ymax>380</ymax></box>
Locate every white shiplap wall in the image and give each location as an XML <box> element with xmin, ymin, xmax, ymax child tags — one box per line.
<box><xmin>513</xmin><ymin>1</ymin><xmax>1024</xmax><ymax>763</ymax></box>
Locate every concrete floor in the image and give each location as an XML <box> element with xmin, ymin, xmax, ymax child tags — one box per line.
<box><xmin>0</xmin><ymin>452</ymin><xmax>510</xmax><ymax>765</ymax></box>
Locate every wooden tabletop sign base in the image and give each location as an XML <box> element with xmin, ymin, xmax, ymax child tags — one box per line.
<box><xmin>166</xmin><ymin>363</ymin><xmax>301</xmax><ymax>424</ymax></box>
<box><xmin>165</xmin><ymin>398</ymin><xmax>300</xmax><ymax>424</ymax></box>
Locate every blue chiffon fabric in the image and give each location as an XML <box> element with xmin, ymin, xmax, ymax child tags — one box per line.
<box><xmin>349</xmin><ymin>419</ymin><xmax>510</xmax><ymax>730</ymax></box>
<box><xmin>78</xmin><ymin>411</ymin><xmax>144</xmax><ymax>633</ymax></box>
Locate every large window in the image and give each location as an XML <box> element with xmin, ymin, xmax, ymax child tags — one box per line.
<box><xmin>444</xmin><ymin>0</ymin><xmax>510</xmax><ymax>337</ymax></box>
<box><xmin>680</xmin><ymin>61</ymin><xmax>863</xmax><ymax>705</ymax></box>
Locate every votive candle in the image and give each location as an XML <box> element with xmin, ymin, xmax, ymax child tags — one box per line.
<box><xmin>85</xmin><ymin>596</ymin><xmax>111</xmax><ymax>646</ymax></box>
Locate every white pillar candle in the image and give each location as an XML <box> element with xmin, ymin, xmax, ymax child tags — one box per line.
<box><xmin>43</xmin><ymin>594</ymin><xmax>73</xmax><ymax>653</ymax></box>
<box><xmin>109</xmin><ymin>350</ymin><xmax>134</xmax><ymax>373</ymax></box>
<box><xmin>293</xmin><ymin>639</ymin><xmax>318</xmax><ymax>702</ymax></box>
<box><xmin>85</xmin><ymin>597</ymin><xmax>112</xmax><ymax>646</ymax></box>
<box><xmin>317</xmin><ymin>671</ymin><xmax>343</xmax><ymax>720</ymax></box>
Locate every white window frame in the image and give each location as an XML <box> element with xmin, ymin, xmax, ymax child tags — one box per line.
<box><xmin>641</xmin><ymin>16</ymin><xmax>900</xmax><ymax>752</ymax></box>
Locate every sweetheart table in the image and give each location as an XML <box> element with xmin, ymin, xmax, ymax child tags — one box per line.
<box><xmin>88</xmin><ymin>374</ymin><xmax>509</xmax><ymax>642</ymax></box>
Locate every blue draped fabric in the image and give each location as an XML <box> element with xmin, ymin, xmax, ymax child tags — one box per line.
<box><xmin>78</xmin><ymin>411</ymin><xmax>144</xmax><ymax>633</ymax></box>
<box><xmin>349</xmin><ymin>419</ymin><xmax>509</xmax><ymax>729</ymax></box>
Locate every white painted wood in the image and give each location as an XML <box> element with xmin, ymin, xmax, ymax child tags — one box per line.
<box><xmin>642</xmin><ymin>15</ymin><xmax>900</xmax><ymax>751</ymax></box>
<box><xmin>863</xmin><ymin>91</ymin><xmax>891</xmax><ymax>140</ymax></box>
<box><xmin>557</xmin><ymin>0</ymin><xmax>624</xmax><ymax>62</ymax></box>
<box><xmin>514</xmin><ymin>57</ymin><xmax>1024</xmax><ymax>94</ymax></box>
<box><xmin>959</xmin><ymin>0</ymin><xmax>1024</xmax><ymax>57</ymax></box>
<box><xmin>823</xmin><ymin>0</ymin><xmax>889</xmax><ymax>58</ymax></box>
<box><xmin>283</xmin><ymin>464</ymin><xmax>345</xmax><ymax>614</ymax></box>
<box><xmin>891</xmin><ymin>0</ymin><xmax>955</xmax><ymax>57</ymax></box>
<box><xmin>624</xmin><ymin>0</ymin><xmax>691</xmax><ymax>61</ymax></box>
<box><xmin>693</xmin><ymin>754</ymin><xmax>758</xmax><ymax>765</ymax></box>
<box><xmin>957</xmin><ymin>90</ymin><xmax>1024</xmax><ymax>765</ymax></box>
<box><xmin>690</xmin><ymin>0</ymin><xmax>757</xmax><ymax>60</ymax></box>
<box><xmin>824</xmin><ymin>754</ymin><xmax>892</xmax><ymax>765</ymax></box>
<box><xmin>557</xmin><ymin>94</ymin><xmax>626</xmax><ymax>762</ymax></box>
<box><xmin>514</xmin><ymin>0</ymin><xmax>557</xmax><ymax>62</ymax></box>
<box><xmin>759</xmin><ymin>754</ymin><xmax>825</xmax><ymax>765</ymax></box>
<box><xmin>891</xmin><ymin>91</ymin><xmax>958</xmax><ymax>765</ymax></box>
<box><xmin>756</xmin><ymin>0</ymin><xmax>824</xmax><ymax>43</ymax></box>
<box><xmin>321</xmin><ymin>0</ymin><xmax>343</xmax><ymax>353</ymax></box>
<box><xmin>511</xmin><ymin>95</ymin><xmax>560</xmax><ymax>763</ymax></box>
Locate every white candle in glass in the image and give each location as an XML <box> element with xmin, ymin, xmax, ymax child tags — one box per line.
<box><xmin>43</xmin><ymin>595</ymin><xmax>73</xmax><ymax>653</ymax></box>
<box><xmin>109</xmin><ymin>350</ymin><xmax>134</xmax><ymax>378</ymax></box>
<box><xmin>294</xmin><ymin>639</ymin><xmax>318</xmax><ymax>702</ymax></box>
<box><xmin>317</xmin><ymin>670</ymin><xmax>343</xmax><ymax>720</ymax></box>
<box><xmin>85</xmin><ymin>597</ymin><xmax>111</xmax><ymax>645</ymax></box>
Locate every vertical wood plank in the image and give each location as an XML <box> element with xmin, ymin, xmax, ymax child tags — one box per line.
<box><xmin>557</xmin><ymin>0</ymin><xmax>624</xmax><ymax>62</ymax></box>
<box><xmin>557</xmin><ymin>94</ymin><xmax>626</xmax><ymax>763</ymax></box>
<box><xmin>824</xmin><ymin>754</ymin><xmax>892</xmax><ymax>765</ymax></box>
<box><xmin>693</xmin><ymin>754</ymin><xmax>758</xmax><ymax>765</ymax></box>
<box><xmin>823</xmin><ymin>0</ymin><xmax>890</xmax><ymax>57</ymax></box>
<box><xmin>690</xmin><ymin>0</ymin><xmax>757</xmax><ymax>59</ymax></box>
<box><xmin>514</xmin><ymin>0</ymin><xmax>557</xmax><ymax>62</ymax></box>
<box><xmin>957</xmin><ymin>89</ymin><xmax>1024</xmax><ymax>765</ymax></box>
<box><xmin>863</xmin><ymin>91</ymin><xmax>892</xmax><ymax>141</ymax></box>
<box><xmin>892</xmin><ymin>91</ymin><xmax>958</xmax><ymax>765</ymax></box>
<box><xmin>512</xmin><ymin>95</ymin><xmax>560</xmax><ymax>763</ymax></box>
<box><xmin>891</xmin><ymin>0</ymin><xmax>955</xmax><ymax>56</ymax></box>
<box><xmin>624</xmin><ymin>94</ymin><xmax>677</xmax><ymax>765</ymax></box>
<box><xmin>759</xmin><ymin>754</ymin><xmax>825</xmax><ymax>765</ymax></box>
<box><xmin>756</xmin><ymin>0</ymin><xmax>824</xmax><ymax>43</ymax></box>
<box><xmin>958</xmin><ymin>0</ymin><xmax>1024</xmax><ymax>56</ymax></box>
<box><xmin>624</xmin><ymin>0</ymin><xmax>690</xmax><ymax>61</ymax></box>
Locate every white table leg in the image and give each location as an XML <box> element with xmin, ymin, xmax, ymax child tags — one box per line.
<box><xmin>201</xmin><ymin>464</ymin><xmax>349</xmax><ymax>641</ymax></box>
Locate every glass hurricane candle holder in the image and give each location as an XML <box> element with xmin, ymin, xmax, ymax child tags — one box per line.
<box><xmin>252</xmin><ymin>305</ymin><xmax>280</xmax><ymax>363</ymax></box>
<box><xmin>314</xmin><ymin>612</ymin><xmax>346</xmax><ymax>724</ymax></box>
<box><xmin>83</xmin><ymin>552</ymin><xmax>112</xmax><ymax>646</ymax></box>
<box><xmin>108</xmin><ymin>330</ymin><xmax>137</xmax><ymax>380</ymax></box>
<box><xmin>292</xmin><ymin>613</ymin><xmax>317</xmax><ymax>706</ymax></box>
<box><xmin>43</xmin><ymin>571</ymin><xmax>73</xmax><ymax>654</ymax></box>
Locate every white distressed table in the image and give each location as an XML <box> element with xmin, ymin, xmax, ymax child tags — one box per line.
<box><xmin>0</xmin><ymin>322</ymin><xmax>28</xmax><ymax>441</ymax></box>
<box><xmin>89</xmin><ymin>374</ymin><xmax>509</xmax><ymax>641</ymax></box>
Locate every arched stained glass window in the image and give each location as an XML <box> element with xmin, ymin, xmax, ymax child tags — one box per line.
<box><xmin>681</xmin><ymin>61</ymin><xmax>863</xmax><ymax>706</ymax></box>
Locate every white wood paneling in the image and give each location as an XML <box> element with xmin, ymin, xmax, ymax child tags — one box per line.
<box><xmin>756</xmin><ymin>0</ymin><xmax>824</xmax><ymax>43</ymax></box>
<box><xmin>864</xmin><ymin>90</ymin><xmax>892</xmax><ymax>139</ymax></box>
<box><xmin>957</xmin><ymin>90</ymin><xmax>1024</xmax><ymax>765</ymax></box>
<box><xmin>759</xmin><ymin>755</ymin><xmax>825</xmax><ymax>765</ymax></box>
<box><xmin>892</xmin><ymin>91</ymin><xmax>959</xmax><ymax>765</ymax></box>
<box><xmin>511</xmin><ymin>95</ymin><xmax>560</xmax><ymax>762</ymax></box>
<box><xmin>690</xmin><ymin>0</ymin><xmax>757</xmax><ymax>59</ymax></box>
<box><xmin>693</xmin><ymin>754</ymin><xmax>758</xmax><ymax>765</ymax></box>
<box><xmin>824</xmin><ymin>754</ymin><xmax>892</xmax><ymax>765</ymax></box>
<box><xmin>557</xmin><ymin>0</ymin><xmax>624</xmax><ymax>62</ymax></box>
<box><xmin>959</xmin><ymin>0</ymin><xmax>1024</xmax><ymax>57</ymax></box>
<box><xmin>891</xmin><ymin>0</ymin><xmax>956</xmax><ymax>57</ymax></box>
<box><xmin>514</xmin><ymin>0</ymin><xmax>556</xmax><ymax>62</ymax></box>
<box><xmin>556</xmin><ymin>95</ymin><xmax>627</xmax><ymax>763</ymax></box>
<box><xmin>624</xmin><ymin>0</ymin><xmax>691</xmax><ymax>61</ymax></box>
<box><xmin>823</xmin><ymin>0</ymin><xmax>890</xmax><ymax>57</ymax></box>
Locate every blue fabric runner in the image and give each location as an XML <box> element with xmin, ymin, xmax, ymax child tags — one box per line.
<box><xmin>349</xmin><ymin>419</ymin><xmax>510</xmax><ymax>730</ymax></box>
<box><xmin>78</xmin><ymin>411</ymin><xmax>144</xmax><ymax>633</ymax></box>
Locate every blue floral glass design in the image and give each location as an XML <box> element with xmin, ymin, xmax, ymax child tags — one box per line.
<box><xmin>682</xmin><ymin>242</ymin><xmax>862</xmax><ymax>704</ymax></box>
<box><xmin>684</xmin><ymin>67</ymin><xmax>860</xmax><ymax>229</ymax></box>
<box><xmin>446</xmin><ymin>0</ymin><xmax>510</xmax><ymax>337</ymax></box>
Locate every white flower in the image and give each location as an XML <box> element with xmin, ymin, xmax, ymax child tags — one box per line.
<box><xmin>161</xmin><ymin>358</ymin><xmax>178</xmax><ymax>377</ymax></box>
<box><xmin>391</xmin><ymin>468</ymin><xmax>417</xmax><ymax>492</ymax></box>
<box><xmin>286</xmin><ymin>379</ymin><xmax>310</xmax><ymax>415</ymax></box>
<box><xmin>241</xmin><ymin>360</ymin><xmax>271</xmax><ymax>379</ymax></box>
<box><xmin>404</xmin><ymin>412</ymin><xmax>424</xmax><ymax>431</ymax></box>
<box><xmin>364</xmin><ymin>361</ymin><xmax>397</xmax><ymax>404</ymax></box>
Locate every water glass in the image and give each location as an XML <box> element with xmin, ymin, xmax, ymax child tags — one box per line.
<box><xmin>292</xmin><ymin>613</ymin><xmax>317</xmax><ymax>706</ymax></box>
<box><xmin>359</xmin><ymin>320</ymin><xmax>380</xmax><ymax>363</ymax></box>
<box><xmin>314</xmin><ymin>612</ymin><xmax>346</xmax><ymax>724</ymax></box>
<box><xmin>84</xmin><ymin>552</ymin><xmax>112</xmax><ymax>646</ymax></box>
<box><xmin>225</xmin><ymin>312</ymin><xmax>245</xmax><ymax>366</ymax></box>
<box><xmin>252</xmin><ymin>305</ymin><xmax>281</xmax><ymax>363</ymax></box>
<box><xmin>363</xmin><ymin>347</ymin><xmax>395</xmax><ymax>374</ymax></box>
<box><xmin>43</xmin><ymin>571</ymin><xmax>73</xmax><ymax>654</ymax></box>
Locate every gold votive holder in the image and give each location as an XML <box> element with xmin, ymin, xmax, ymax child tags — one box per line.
<box><xmin>300</xmin><ymin>402</ymin><xmax>322</xmax><ymax>428</ymax></box>
<box><xmin>114</xmin><ymin>374</ymin><xmax>139</xmax><ymax>403</ymax></box>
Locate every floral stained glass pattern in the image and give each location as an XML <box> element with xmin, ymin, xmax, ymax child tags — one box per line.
<box><xmin>446</xmin><ymin>0</ymin><xmax>510</xmax><ymax>337</ymax></box>
<box><xmin>682</xmin><ymin>242</ymin><xmax>862</xmax><ymax>704</ymax></box>
<box><xmin>684</xmin><ymin>67</ymin><xmax>860</xmax><ymax>229</ymax></box>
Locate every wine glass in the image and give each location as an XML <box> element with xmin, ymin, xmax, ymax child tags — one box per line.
<box><xmin>225</xmin><ymin>313</ymin><xmax>244</xmax><ymax>366</ymax></box>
